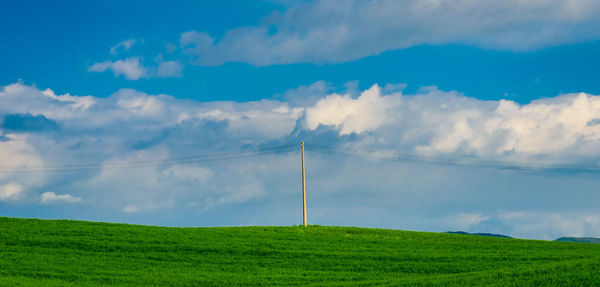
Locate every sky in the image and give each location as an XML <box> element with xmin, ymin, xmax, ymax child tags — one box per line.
<box><xmin>1</xmin><ymin>0</ymin><xmax>600</xmax><ymax>240</ymax></box>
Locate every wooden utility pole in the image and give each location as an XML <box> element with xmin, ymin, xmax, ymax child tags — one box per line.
<box><xmin>301</xmin><ymin>142</ymin><xmax>307</xmax><ymax>227</ymax></box>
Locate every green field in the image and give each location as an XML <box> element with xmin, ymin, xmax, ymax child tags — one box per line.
<box><xmin>0</xmin><ymin>217</ymin><xmax>599</xmax><ymax>286</ymax></box>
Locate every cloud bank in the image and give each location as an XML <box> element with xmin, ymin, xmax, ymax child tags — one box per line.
<box><xmin>1</xmin><ymin>81</ymin><xmax>600</xmax><ymax>238</ymax></box>
<box><xmin>181</xmin><ymin>0</ymin><xmax>600</xmax><ymax>66</ymax></box>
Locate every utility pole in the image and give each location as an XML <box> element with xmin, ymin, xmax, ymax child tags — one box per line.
<box><xmin>301</xmin><ymin>141</ymin><xmax>307</xmax><ymax>227</ymax></box>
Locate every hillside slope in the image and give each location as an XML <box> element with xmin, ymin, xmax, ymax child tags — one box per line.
<box><xmin>0</xmin><ymin>217</ymin><xmax>599</xmax><ymax>286</ymax></box>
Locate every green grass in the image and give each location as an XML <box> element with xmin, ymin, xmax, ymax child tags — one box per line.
<box><xmin>0</xmin><ymin>217</ymin><xmax>599</xmax><ymax>286</ymax></box>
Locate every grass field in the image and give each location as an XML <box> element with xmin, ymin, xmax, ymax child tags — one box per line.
<box><xmin>1</xmin><ymin>217</ymin><xmax>599</xmax><ymax>286</ymax></box>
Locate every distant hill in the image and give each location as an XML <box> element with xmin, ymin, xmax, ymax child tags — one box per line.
<box><xmin>446</xmin><ymin>231</ymin><xmax>512</xmax><ymax>238</ymax></box>
<box><xmin>555</xmin><ymin>237</ymin><xmax>600</xmax><ymax>243</ymax></box>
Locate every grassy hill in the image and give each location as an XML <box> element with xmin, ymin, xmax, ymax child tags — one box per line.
<box><xmin>0</xmin><ymin>217</ymin><xmax>599</xmax><ymax>286</ymax></box>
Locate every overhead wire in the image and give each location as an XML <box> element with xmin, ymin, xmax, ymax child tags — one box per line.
<box><xmin>303</xmin><ymin>143</ymin><xmax>600</xmax><ymax>174</ymax></box>
<box><xmin>0</xmin><ymin>144</ymin><xmax>299</xmax><ymax>174</ymax></box>
<box><xmin>2</xmin><ymin>141</ymin><xmax>600</xmax><ymax>175</ymax></box>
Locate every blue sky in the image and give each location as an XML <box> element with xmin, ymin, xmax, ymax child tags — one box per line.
<box><xmin>3</xmin><ymin>0</ymin><xmax>600</xmax><ymax>103</ymax></box>
<box><xmin>2</xmin><ymin>0</ymin><xmax>600</xmax><ymax>239</ymax></box>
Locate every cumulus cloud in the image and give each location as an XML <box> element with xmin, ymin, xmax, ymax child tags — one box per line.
<box><xmin>301</xmin><ymin>85</ymin><xmax>600</xmax><ymax>160</ymax></box>
<box><xmin>114</xmin><ymin>88</ymin><xmax>170</xmax><ymax>119</ymax></box>
<box><xmin>155</xmin><ymin>61</ymin><xmax>183</xmax><ymax>78</ymax></box>
<box><xmin>3</xmin><ymin>81</ymin><xmax>600</xmax><ymax>238</ymax></box>
<box><xmin>304</xmin><ymin>84</ymin><xmax>398</xmax><ymax>135</ymax></box>
<box><xmin>41</xmin><ymin>88</ymin><xmax>95</xmax><ymax>110</ymax></box>
<box><xmin>40</xmin><ymin>191</ymin><xmax>83</xmax><ymax>204</ymax></box>
<box><xmin>110</xmin><ymin>38</ymin><xmax>137</xmax><ymax>55</ymax></box>
<box><xmin>89</xmin><ymin>57</ymin><xmax>148</xmax><ymax>80</ymax></box>
<box><xmin>412</xmin><ymin>92</ymin><xmax>600</xmax><ymax>158</ymax></box>
<box><xmin>0</xmin><ymin>182</ymin><xmax>24</xmax><ymax>202</ymax></box>
<box><xmin>0</xmin><ymin>133</ymin><xmax>44</xmax><ymax>183</ymax></box>
<box><xmin>181</xmin><ymin>0</ymin><xmax>600</xmax><ymax>66</ymax></box>
<box><xmin>89</xmin><ymin>57</ymin><xmax>183</xmax><ymax>80</ymax></box>
<box><xmin>91</xmin><ymin>40</ymin><xmax>184</xmax><ymax>80</ymax></box>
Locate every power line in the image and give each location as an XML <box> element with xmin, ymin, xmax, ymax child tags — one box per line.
<box><xmin>0</xmin><ymin>144</ymin><xmax>299</xmax><ymax>174</ymax></box>
<box><xmin>3</xmin><ymin>141</ymin><xmax>600</xmax><ymax>175</ymax></box>
<box><xmin>303</xmin><ymin>143</ymin><xmax>600</xmax><ymax>174</ymax></box>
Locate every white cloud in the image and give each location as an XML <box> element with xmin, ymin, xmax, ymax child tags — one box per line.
<box><xmin>89</xmin><ymin>57</ymin><xmax>183</xmax><ymax>80</ymax></box>
<box><xmin>40</xmin><ymin>191</ymin><xmax>82</xmax><ymax>204</ymax></box>
<box><xmin>123</xmin><ymin>204</ymin><xmax>140</xmax><ymax>213</ymax></box>
<box><xmin>7</xmin><ymin>80</ymin><xmax>600</xmax><ymax>169</ymax></box>
<box><xmin>110</xmin><ymin>39</ymin><xmax>137</xmax><ymax>55</ymax></box>
<box><xmin>0</xmin><ymin>183</ymin><xmax>24</xmax><ymax>201</ymax></box>
<box><xmin>0</xmin><ymin>134</ymin><xmax>45</xmax><ymax>184</ymax></box>
<box><xmin>92</xmin><ymin>39</ymin><xmax>182</xmax><ymax>80</ymax></box>
<box><xmin>304</xmin><ymin>84</ymin><xmax>399</xmax><ymax>135</ymax></box>
<box><xmin>114</xmin><ymin>88</ymin><xmax>170</xmax><ymax>119</ymax></box>
<box><xmin>300</xmin><ymin>85</ymin><xmax>600</xmax><ymax>159</ymax></box>
<box><xmin>121</xmin><ymin>200</ymin><xmax>175</xmax><ymax>214</ymax></box>
<box><xmin>41</xmin><ymin>88</ymin><xmax>95</xmax><ymax>111</ymax></box>
<box><xmin>180</xmin><ymin>31</ymin><xmax>216</xmax><ymax>63</ymax></box>
<box><xmin>4</xmin><ymin>81</ymin><xmax>600</xmax><ymax>238</ymax></box>
<box><xmin>155</xmin><ymin>61</ymin><xmax>183</xmax><ymax>78</ymax></box>
<box><xmin>411</xmin><ymin>92</ymin><xmax>600</xmax><ymax>157</ymax></box>
<box><xmin>0</xmin><ymin>83</ymin><xmax>96</xmax><ymax>122</ymax></box>
<box><xmin>89</xmin><ymin>57</ymin><xmax>148</xmax><ymax>80</ymax></box>
<box><xmin>181</xmin><ymin>0</ymin><xmax>600</xmax><ymax>66</ymax></box>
